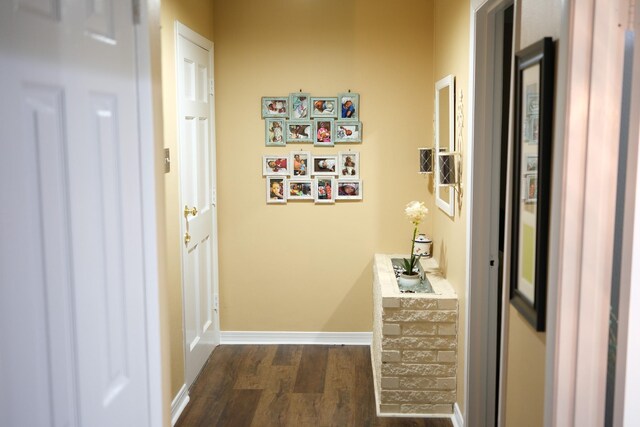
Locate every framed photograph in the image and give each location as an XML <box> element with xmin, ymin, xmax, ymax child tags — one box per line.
<box><xmin>336</xmin><ymin>180</ymin><xmax>362</xmax><ymax>200</ymax></box>
<box><xmin>311</xmin><ymin>155</ymin><xmax>338</xmax><ymax>176</ymax></box>
<box><xmin>265</xmin><ymin>118</ymin><xmax>286</xmax><ymax>146</ymax></box>
<box><xmin>338</xmin><ymin>92</ymin><xmax>360</xmax><ymax>120</ymax></box>
<box><xmin>525</xmin><ymin>154</ymin><xmax>538</xmax><ymax>172</ymax></box>
<box><xmin>335</xmin><ymin>121</ymin><xmax>362</xmax><ymax>143</ymax></box>
<box><xmin>289</xmin><ymin>151</ymin><xmax>311</xmax><ymax>177</ymax></box>
<box><xmin>314</xmin><ymin>177</ymin><xmax>336</xmax><ymax>204</ymax></box>
<box><xmin>509</xmin><ymin>37</ymin><xmax>554</xmax><ymax>332</ymax></box>
<box><xmin>287</xmin><ymin>178</ymin><xmax>314</xmax><ymax>200</ymax></box>
<box><xmin>266</xmin><ymin>176</ymin><xmax>286</xmax><ymax>204</ymax></box>
<box><xmin>289</xmin><ymin>93</ymin><xmax>310</xmax><ymax>119</ymax></box>
<box><xmin>314</xmin><ymin>118</ymin><xmax>335</xmax><ymax>147</ymax></box>
<box><xmin>523</xmin><ymin>173</ymin><xmax>538</xmax><ymax>203</ymax></box>
<box><xmin>261</xmin><ymin>97</ymin><xmax>289</xmax><ymax>118</ymax></box>
<box><xmin>263</xmin><ymin>155</ymin><xmax>290</xmax><ymax>176</ymax></box>
<box><xmin>285</xmin><ymin>120</ymin><xmax>313</xmax><ymax>143</ymax></box>
<box><xmin>310</xmin><ymin>97</ymin><xmax>338</xmax><ymax>118</ymax></box>
<box><xmin>338</xmin><ymin>151</ymin><xmax>360</xmax><ymax>179</ymax></box>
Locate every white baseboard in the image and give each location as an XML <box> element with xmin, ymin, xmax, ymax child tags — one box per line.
<box><xmin>451</xmin><ymin>402</ymin><xmax>464</xmax><ymax>427</ymax></box>
<box><xmin>220</xmin><ymin>331</ymin><xmax>372</xmax><ymax>345</ymax></box>
<box><xmin>171</xmin><ymin>384</ymin><xmax>190</xmax><ymax>426</ymax></box>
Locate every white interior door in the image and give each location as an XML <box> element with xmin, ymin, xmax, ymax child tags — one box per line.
<box><xmin>0</xmin><ymin>1</ymin><xmax>157</xmax><ymax>426</ymax></box>
<box><xmin>176</xmin><ymin>22</ymin><xmax>220</xmax><ymax>389</ymax></box>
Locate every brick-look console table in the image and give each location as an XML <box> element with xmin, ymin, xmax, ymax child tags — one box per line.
<box><xmin>371</xmin><ymin>254</ymin><xmax>458</xmax><ymax>417</ymax></box>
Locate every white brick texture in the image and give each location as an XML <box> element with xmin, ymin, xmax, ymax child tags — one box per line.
<box><xmin>372</xmin><ymin>255</ymin><xmax>458</xmax><ymax>416</ymax></box>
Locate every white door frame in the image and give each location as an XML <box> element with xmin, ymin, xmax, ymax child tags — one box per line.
<box><xmin>135</xmin><ymin>2</ymin><xmax>168</xmax><ymax>425</ymax></box>
<box><xmin>545</xmin><ymin>0</ymin><xmax>629</xmax><ymax>425</ymax></box>
<box><xmin>175</xmin><ymin>20</ymin><xmax>221</xmax><ymax>390</ymax></box>
<box><xmin>465</xmin><ymin>1</ymin><xmax>514</xmax><ymax>425</ymax></box>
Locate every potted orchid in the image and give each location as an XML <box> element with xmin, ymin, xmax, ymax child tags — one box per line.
<box><xmin>400</xmin><ymin>201</ymin><xmax>429</xmax><ymax>285</ymax></box>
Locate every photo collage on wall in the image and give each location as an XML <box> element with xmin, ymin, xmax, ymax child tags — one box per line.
<box><xmin>261</xmin><ymin>92</ymin><xmax>363</xmax><ymax>204</ymax></box>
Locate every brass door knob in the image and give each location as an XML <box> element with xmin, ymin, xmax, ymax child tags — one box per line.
<box><xmin>184</xmin><ymin>205</ymin><xmax>198</xmax><ymax>217</ymax></box>
<box><xmin>184</xmin><ymin>231</ymin><xmax>191</xmax><ymax>245</ymax></box>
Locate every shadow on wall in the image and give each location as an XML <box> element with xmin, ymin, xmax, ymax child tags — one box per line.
<box><xmin>438</xmin><ymin>240</ymin><xmax>449</xmax><ymax>279</ymax></box>
<box><xmin>323</xmin><ymin>258</ymin><xmax>374</xmax><ymax>331</ymax></box>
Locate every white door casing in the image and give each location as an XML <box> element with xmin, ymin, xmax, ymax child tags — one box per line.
<box><xmin>0</xmin><ymin>1</ymin><xmax>161</xmax><ymax>426</ymax></box>
<box><xmin>176</xmin><ymin>21</ymin><xmax>220</xmax><ymax>389</ymax></box>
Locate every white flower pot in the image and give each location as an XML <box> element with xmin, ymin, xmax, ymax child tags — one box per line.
<box><xmin>398</xmin><ymin>273</ymin><xmax>421</xmax><ymax>289</ymax></box>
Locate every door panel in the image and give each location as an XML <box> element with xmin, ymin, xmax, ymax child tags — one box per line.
<box><xmin>0</xmin><ymin>1</ymin><xmax>152</xmax><ymax>426</ymax></box>
<box><xmin>177</xmin><ymin>23</ymin><xmax>219</xmax><ymax>389</ymax></box>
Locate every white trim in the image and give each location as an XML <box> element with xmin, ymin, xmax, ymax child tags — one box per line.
<box><xmin>134</xmin><ymin>2</ymin><xmax>166</xmax><ymax>426</ymax></box>
<box><xmin>171</xmin><ymin>384</ymin><xmax>190</xmax><ymax>426</ymax></box>
<box><xmin>451</xmin><ymin>402</ymin><xmax>464</xmax><ymax>427</ymax></box>
<box><xmin>220</xmin><ymin>331</ymin><xmax>372</xmax><ymax>345</ymax></box>
<box><xmin>465</xmin><ymin>1</ymin><xmax>513</xmax><ymax>426</ymax></box>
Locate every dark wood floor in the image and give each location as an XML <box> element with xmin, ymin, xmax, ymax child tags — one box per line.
<box><xmin>176</xmin><ymin>345</ymin><xmax>453</xmax><ymax>427</ymax></box>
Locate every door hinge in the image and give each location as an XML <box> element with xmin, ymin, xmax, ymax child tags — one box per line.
<box><xmin>214</xmin><ymin>294</ymin><xmax>219</xmax><ymax>311</ymax></box>
<box><xmin>132</xmin><ymin>0</ymin><xmax>140</xmax><ymax>25</ymax></box>
<box><xmin>209</xmin><ymin>79</ymin><xmax>214</xmax><ymax>96</ymax></box>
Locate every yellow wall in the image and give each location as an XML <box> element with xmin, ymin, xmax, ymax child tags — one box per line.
<box><xmin>504</xmin><ymin>306</ymin><xmax>546</xmax><ymax>426</ymax></box>
<box><xmin>213</xmin><ymin>0</ymin><xmax>435</xmax><ymax>332</ymax></box>
<box><xmin>503</xmin><ymin>0</ymin><xmax>562</xmax><ymax>424</ymax></box>
<box><xmin>433</xmin><ymin>0</ymin><xmax>470</xmax><ymax>414</ymax></box>
<box><xmin>160</xmin><ymin>0</ymin><xmax>215</xmax><ymax>397</ymax></box>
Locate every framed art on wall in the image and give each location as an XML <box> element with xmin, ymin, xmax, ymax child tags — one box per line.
<box><xmin>265</xmin><ymin>118</ymin><xmax>286</xmax><ymax>146</ymax></box>
<box><xmin>338</xmin><ymin>151</ymin><xmax>359</xmax><ymax>179</ymax></box>
<box><xmin>287</xmin><ymin>178</ymin><xmax>314</xmax><ymax>200</ymax></box>
<box><xmin>266</xmin><ymin>177</ymin><xmax>287</xmax><ymax>204</ymax></box>
<box><xmin>314</xmin><ymin>177</ymin><xmax>336</xmax><ymax>204</ymax></box>
<box><xmin>311</xmin><ymin>155</ymin><xmax>338</xmax><ymax>176</ymax></box>
<box><xmin>310</xmin><ymin>97</ymin><xmax>338</xmax><ymax>118</ymax></box>
<box><xmin>335</xmin><ymin>121</ymin><xmax>362</xmax><ymax>143</ymax></box>
<box><xmin>263</xmin><ymin>155</ymin><xmax>290</xmax><ymax>176</ymax></box>
<box><xmin>338</xmin><ymin>92</ymin><xmax>359</xmax><ymax>120</ymax></box>
<box><xmin>314</xmin><ymin>119</ymin><xmax>335</xmax><ymax>147</ymax></box>
<box><xmin>509</xmin><ymin>37</ymin><xmax>554</xmax><ymax>332</ymax></box>
<box><xmin>285</xmin><ymin>120</ymin><xmax>313</xmax><ymax>143</ymax></box>
<box><xmin>336</xmin><ymin>180</ymin><xmax>362</xmax><ymax>200</ymax></box>
<box><xmin>261</xmin><ymin>97</ymin><xmax>289</xmax><ymax>118</ymax></box>
<box><xmin>290</xmin><ymin>151</ymin><xmax>311</xmax><ymax>177</ymax></box>
<box><xmin>289</xmin><ymin>92</ymin><xmax>310</xmax><ymax>119</ymax></box>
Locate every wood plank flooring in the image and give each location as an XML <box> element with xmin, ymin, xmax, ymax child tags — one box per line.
<box><xmin>176</xmin><ymin>345</ymin><xmax>454</xmax><ymax>427</ymax></box>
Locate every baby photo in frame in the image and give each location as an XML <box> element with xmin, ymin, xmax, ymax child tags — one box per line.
<box><xmin>336</xmin><ymin>180</ymin><xmax>362</xmax><ymax>200</ymax></box>
<box><xmin>287</xmin><ymin>178</ymin><xmax>314</xmax><ymax>200</ymax></box>
<box><xmin>338</xmin><ymin>92</ymin><xmax>359</xmax><ymax>120</ymax></box>
<box><xmin>314</xmin><ymin>119</ymin><xmax>335</xmax><ymax>146</ymax></box>
<box><xmin>310</xmin><ymin>97</ymin><xmax>338</xmax><ymax>118</ymax></box>
<box><xmin>263</xmin><ymin>155</ymin><xmax>289</xmax><ymax>176</ymax></box>
<box><xmin>311</xmin><ymin>155</ymin><xmax>338</xmax><ymax>176</ymax></box>
<box><xmin>314</xmin><ymin>177</ymin><xmax>336</xmax><ymax>204</ymax></box>
<box><xmin>265</xmin><ymin>118</ymin><xmax>286</xmax><ymax>146</ymax></box>
<box><xmin>335</xmin><ymin>121</ymin><xmax>362</xmax><ymax>143</ymax></box>
<box><xmin>266</xmin><ymin>177</ymin><xmax>286</xmax><ymax>204</ymax></box>
<box><xmin>290</xmin><ymin>151</ymin><xmax>310</xmax><ymax>177</ymax></box>
<box><xmin>338</xmin><ymin>151</ymin><xmax>360</xmax><ymax>179</ymax></box>
<box><xmin>261</xmin><ymin>97</ymin><xmax>289</xmax><ymax>118</ymax></box>
<box><xmin>289</xmin><ymin>93</ymin><xmax>310</xmax><ymax>119</ymax></box>
<box><xmin>285</xmin><ymin>120</ymin><xmax>313</xmax><ymax>143</ymax></box>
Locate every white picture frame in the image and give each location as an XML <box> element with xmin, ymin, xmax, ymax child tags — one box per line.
<box><xmin>311</xmin><ymin>154</ymin><xmax>338</xmax><ymax>176</ymax></box>
<box><xmin>289</xmin><ymin>151</ymin><xmax>311</xmax><ymax>177</ymax></box>
<box><xmin>263</xmin><ymin>155</ymin><xmax>290</xmax><ymax>176</ymax></box>
<box><xmin>287</xmin><ymin>178</ymin><xmax>314</xmax><ymax>200</ymax></box>
<box><xmin>314</xmin><ymin>177</ymin><xmax>336</xmax><ymax>204</ymax></box>
<box><xmin>336</xmin><ymin>180</ymin><xmax>362</xmax><ymax>200</ymax></box>
<box><xmin>338</xmin><ymin>151</ymin><xmax>360</xmax><ymax>179</ymax></box>
<box><xmin>266</xmin><ymin>176</ymin><xmax>287</xmax><ymax>204</ymax></box>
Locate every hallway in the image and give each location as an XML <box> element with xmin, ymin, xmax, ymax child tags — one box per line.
<box><xmin>176</xmin><ymin>345</ymin><xmax>453</xmax><ymax>427</ymax></box>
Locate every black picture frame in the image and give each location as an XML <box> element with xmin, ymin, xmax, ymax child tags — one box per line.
<box><xmin>509</xmin><ymin>37</ymin><xmax>554</xmax><ymax>332</ymax></box>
